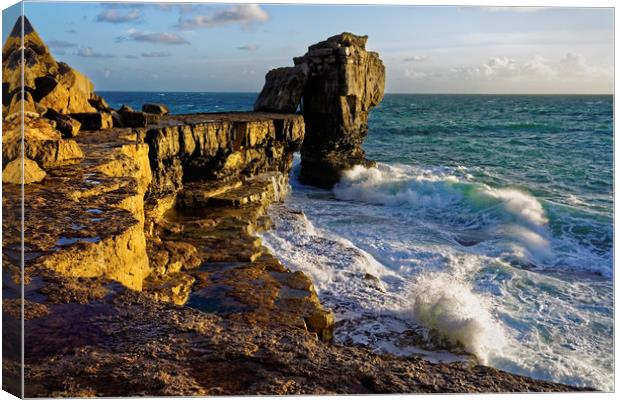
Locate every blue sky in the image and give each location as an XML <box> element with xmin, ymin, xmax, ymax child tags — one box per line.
<box><xmin>3</xmin><ymin>2</ymin><xmax>614</xmax><ymax>93</ymax></box>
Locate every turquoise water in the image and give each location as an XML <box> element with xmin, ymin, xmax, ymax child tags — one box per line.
<box><xmin>100</xmin><ymin>92</ymin><xmax>614</xmax><ymax>390</ymax></box>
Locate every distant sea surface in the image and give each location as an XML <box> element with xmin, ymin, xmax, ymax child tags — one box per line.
<box><xmin>99</xmin><ymin>92</ymin><xmax>614</xmax><ymax>390</ymax></box>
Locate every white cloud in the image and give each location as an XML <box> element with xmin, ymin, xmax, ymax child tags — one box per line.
<box><xmin>520</xmin><ymin>55</ymin><xmax>556</xmax><ymax>77</ymax></box>
<box><xmin>403</xmin><ymin>55</ymin><xmax>428</xmax><ymax>62</ymax></box>
<box><xmin>446</xmin><ymin>53</ymin><xmax>605</xmax><ymax>81</ymax></box>
<box><xmin>118</xmin><ymin>29</ymin><xmax>190</xmax><ymax>45</ymax></box>
<box><xmin>176</xmin><ymin>4</ymin><xmax>269</xmax><ymax>30</ymax></box>
<box><xmin>103</xmin><ymin>69</ymin><xmax>111</xmax><ymax>78</ymax></box>
<box><xmin>76</xmin><ymin>47</ymin><xmax>115</xmax><ymax>58</ymax></box>
<box><xmin>559</xmin><ymin>52</ymin><xmax>588</xmax><ymax>75</ymax></box>
<box><xmin>97</xmin><ymin>8</ymin><xmax>141</xmax><ymax>23</ymax></box>
<box><xmin>237</xmin><ymin>44</ymin><xmax>259</xmax><ymax>51</ymax></box>
<box><xmin>448</xmin><ymin>57</ymin><xmax>518</xmax><ymax>79</ymax></box>
<box><xmin>404</xmin><ymin>69</ymin><xmax>429</xmax><ymax>79</ymax></box>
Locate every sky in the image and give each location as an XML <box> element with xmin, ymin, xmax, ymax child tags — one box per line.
<box><xmin>2</xmin><ymin>2</ymin><xmax>614</xmax><ymax>94</ymax></box>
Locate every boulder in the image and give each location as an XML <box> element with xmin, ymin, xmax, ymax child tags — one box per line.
<box><xmin>305</xmin><ymin>310</ymin><xmax>335</xmax><ymax>342</ymax></box>
<box><xmin>119</xmin><ymin>104</ymin><xmax>134</xmax><ymax>112</ymax></box>
<box><xmin>111</xmin><ymin>110</ymin><xmax>123</xmax><ymax>127</ymax></box>
<box><xmin>5</xmin><ymin>91</ymin><xmax>39</xmax><ymax>121</ymax></box>
<box><xmin>3</xmin><ymin>116</ymin><xmax>83</xmax><ymax>170</ymax></box>
<box><xmin>142</xmin><ymin>103</ymin><xmax>169</xmax><ymax>115</ymax></box>
<box><xmin>120</xmin><ymin>111</ymin><xmax>160</xmax><ymax>128</ymax></box>
<box><xmin>56</xmin><ymin>63</ymin><xmax>97</xmax><ymax>113</ymax></box>
<box><xmin>69</xmin><ymin>112</ymin><xmax>113</xmax><ymax>131</ymax></box>
<box><xmin>254</xmin><ymin>65</ymin><xmax>308</xmax><ymax>113</ymax></box>
<box><xmin>43</xmin><ymin>109</ymin><xmax>81</xmax><ymax>138</ymax></box>
<box><xmin>2</xmin><ymin>157</ymin><xmax>46</xmax><ymax>184</ymax></box>
<box><xmin>2</xmin><ymin>117</ymin><xmax>83</xmax><ymax>169</ymax></box>
<box><xmin>89</xmin><ymin>93</ymin><xmax>110</xmax><ymax>111</ymax></box>
<box><xmin>32</xmin><ymin>75</ymin><xmax>70</xmax><ymax>113</ymax></box>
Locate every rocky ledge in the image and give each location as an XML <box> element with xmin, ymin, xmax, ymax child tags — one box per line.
<box><xmin>2</xmin><ymin>17</ymin><xmax>586</xmax><ymax>396</ymax></box>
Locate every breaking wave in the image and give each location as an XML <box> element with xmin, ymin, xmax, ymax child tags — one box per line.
<box><xmin>333</xmin><ymin>163</ymin><xmax>610</xmax><ymax>276</ymax></box>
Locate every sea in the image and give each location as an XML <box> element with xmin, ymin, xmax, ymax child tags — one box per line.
<box><xmin>100</xmin><ymin>92</ymin><xmax>614</xmax><ymax>391</ymax></box>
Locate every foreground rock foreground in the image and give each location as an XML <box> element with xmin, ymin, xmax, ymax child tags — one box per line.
<box><xmin>2</xmin><ymin>17</ymin><xmax>584</xmax><ymax>396</ymax></box>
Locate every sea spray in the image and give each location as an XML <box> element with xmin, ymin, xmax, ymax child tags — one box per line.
<box><xmin>334</xmin><ymin>163</ymin><xmax>554</xmax><ymax>266</ymax></box>
<box><xmin>408</xmin><ymin>273</ymin><xmax>506</xmax><ymax>364</ymax></box>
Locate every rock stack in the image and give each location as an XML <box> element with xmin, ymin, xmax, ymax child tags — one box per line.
<box><xmin>255</xmin><ymin>32</ymin><xmax>385</xmax><ymax>188</ymax></box>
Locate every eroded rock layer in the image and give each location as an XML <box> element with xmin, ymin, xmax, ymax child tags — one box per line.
<box><xmin>146</xmin><ymin>112</ymin><xmax>304</xmax><ymax>196</ymax></box>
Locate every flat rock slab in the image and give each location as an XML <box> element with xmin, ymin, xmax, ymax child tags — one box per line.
<box><xmin>158</xmin><ymin>111</ymin><xmax>302</xmax><ymax>126</ymax></box>
<box><xmin>2</xmin><ymin>127</ymin><xmax>152</xmax><ymax>290</ymax></box>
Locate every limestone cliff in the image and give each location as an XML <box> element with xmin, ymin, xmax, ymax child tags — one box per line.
<box><xmin>145</xmin><ymin>113</ymin><xmax>304</xmax><ymax>196</ymax></box>
<box><xmin>255</xmin><ymin>32</ymin><xmax>385</xmax><ymax>188</ymax></box>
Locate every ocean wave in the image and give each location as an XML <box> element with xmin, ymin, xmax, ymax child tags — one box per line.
<box><xmin>334</xmin><ymin>163</ymin><xmax>554</xmax><ymax>265</ymax></box>
<box><xmin>333</xmin><ymin>162</ymin><xmax>610</xmax><ymax>276</ymax></box>
<box><xmin>265</xmin><ymin>156</ymin><xmax>612</xmax><ymax>390</ymax></box>
<box><xmin>261</xmin><ymin>203</ymin><xmax>503</xmax><ymax>365</ymax></box>
<box><xmin>409</xmin><ymin>272</ymin><xmax>506</xmax><ymax>364</ymax></box>
<box><xmin>264</xmin><ymin>201</ymin><xmax>613</xmax><ymax>388</ymax></box>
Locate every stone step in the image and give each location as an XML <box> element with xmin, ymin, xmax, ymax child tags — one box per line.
<box><xmin>208</xmin><ymin>182</ymin><xmax>273</xmax><ymax>207</ymax></box>
<box><xmin>176</xmin><ymin>178</ymin><xmax>243</xmax><ymax>209</ymax></box>
<box><xmin>208</xmin><ymin>172</ymin><xmax>287</xmax><ymax>207</ymax></box>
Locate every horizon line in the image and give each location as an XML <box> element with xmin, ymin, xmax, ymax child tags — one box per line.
<box><xmin>95</xmin><ymin>90</ymin><xmax>614</xmax><ymax>96</ymax></box>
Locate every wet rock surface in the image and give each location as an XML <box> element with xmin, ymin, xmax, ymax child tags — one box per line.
<box><xmin>14</xmin><ymin>289</ymin><xmax>584</xmax><ymax>397</ymax></box>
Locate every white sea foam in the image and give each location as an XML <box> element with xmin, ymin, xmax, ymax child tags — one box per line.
<box><xmin>409</xmin><ymin>273</ymin><xmax>506</xmax><ymax>364</ymax></box>
<box><xmin>334</xmin><ymin>163</ymin><xmax>555</xmax><ymax>265</ymax></box>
